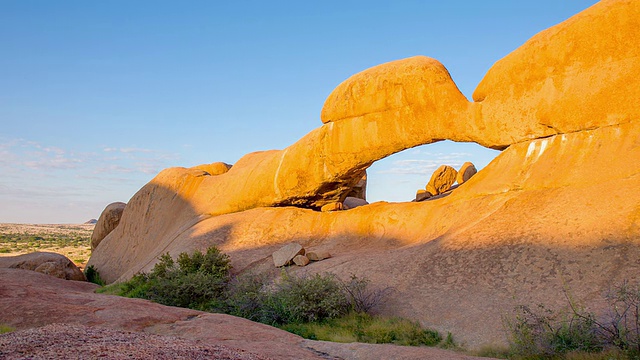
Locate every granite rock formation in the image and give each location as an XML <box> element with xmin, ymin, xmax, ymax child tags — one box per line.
<box><xmin>88</xmin><ymin>0</ymin><xmax>640</xmax><ymax>349</ymax></box>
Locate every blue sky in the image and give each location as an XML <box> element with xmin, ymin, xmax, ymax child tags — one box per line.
<box><xmin>0</xmin><ymin>0</ymin><xmax>598</xmax><ymax>223</ymax></box>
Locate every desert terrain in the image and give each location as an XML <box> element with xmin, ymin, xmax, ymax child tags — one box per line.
<box><xmin>0</xmin><ymin>223</ymin><xmax>94</xmax><ymax>268</ymax></box>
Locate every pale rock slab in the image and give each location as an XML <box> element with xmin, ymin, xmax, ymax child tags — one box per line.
<box><xmin>272</xmin><ymin>243</ymin><xmax>305</xmax><ymax>267</ymax></box>
<box><xmin>293</xmin><ymin>255</ymin><xmax>310</xmax><ymax>267</ymax></box>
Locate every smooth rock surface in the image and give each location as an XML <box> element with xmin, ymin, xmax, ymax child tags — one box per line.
<box><xmin>91</xmin><ymin>202</ymin><xmax>126</xmax><ymax>250</ymax></box>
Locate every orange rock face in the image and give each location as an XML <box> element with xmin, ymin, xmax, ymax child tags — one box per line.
<box><xmin>88</xmin><ymin>0</ymin><xmax>640</xmax><ymax>349</ymax></box>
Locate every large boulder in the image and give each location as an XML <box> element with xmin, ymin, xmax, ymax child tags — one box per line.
<box><xmin>0</xmin><ymin>252</ymin><xmax>85</xmax><ymax>281</ymax></box>
<box><xmin>426</xmin><ymin>165</ymin><xmax>458</xmax><ymax>195</ymax></box>
<box><xmin>91</xmin><ymin>202</ymin><xmax>126</xmax><ymax>250</ymax></box>
<box><xmin>456</xmin><ymin>162</ymin><xmax>477</xmax><ymax>185</ymax></box>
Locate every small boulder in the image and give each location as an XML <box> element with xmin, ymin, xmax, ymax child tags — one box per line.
<box><xmin>343</xmin><ymin>197</ymin><xmax>369</xmax><ymax>209</ymax></box>
<box><xmin>426</xmin><ymin>165</ymin><xmax>458</xmax><ymax>195</ymax></box>
<box><xmin>307</xmin><ymin>250</ymin><xmax>331</xmax><ymax>261</ymax></box>
<box><xmin>456</xmin><ymin>162</ymin><xmax>477</xmax><ymax>184</ymax></box>
<box><xmin>321</xmin><ymin>202</ymin><xmax>344</xmax><ymax>212</ymax></box>
<box><xmin>415</xmin><ymin>189</ymin><xmax>432</xmax><ymax>202</ymax></box>
<box><xmin>293</xmin><ymin>255</ymin><xmax>310</xmax><ymax>267</ymax></box>
<box><xmin>273</xmin><ymin>243</ymin><xmax>305</xmax><ymax>267</ymax></box>
<box><xmin>0</xmin><ymin>252</ymin><xmax>86</xmax><ymax>281</ymax></box>
<box><xmin>91</xmin><ymin>202</ymin><xmax>126</xmax><ymax>250</ymax></box>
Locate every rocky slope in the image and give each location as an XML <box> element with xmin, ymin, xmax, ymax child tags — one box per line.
<box><xmin>0</xmin><ymin>268</ymin><xmax>490</xmax><ymax>360</ymax></box>
<box><xmin>87</xmin><ymin>0</ymin><xmax>640</xmax><ymax>349</ymax></box>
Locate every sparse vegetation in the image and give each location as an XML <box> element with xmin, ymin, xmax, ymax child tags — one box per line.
<box><xmin>0</xmin><ymin>324</ymin><xmax>15</xmax><ymax>334</ymax></box>
<box><xmin>281</xmin><ymin>311</ymin><xmax>443</xmax><ymax>346</ymax></box>
<box><xmin>84</xmin><ymin>265</ymin><xmax>105</xmax><ymax>286</ymax></box>
<box><xmin>99</xmin><ymin>246</ymin><xmax>446</xmax><ymax>348</ymax></box>
<box><xmin>100</xmin><ymin>248</ymin><xmax>231</xmax><ymax>311</ymax></box>
<box><xmin>503</xmin><ymin>281</ymin><xmax>640</xmax><ymax>360</ymax></box>
<box><xmin>0</xmin><ymin>224</ymin><xmax>93</xmax><ymax>264</ymax></box>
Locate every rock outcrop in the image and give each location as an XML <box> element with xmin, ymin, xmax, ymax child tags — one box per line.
<box><xmin>91</xmin><ymin>202</ymin><xmax>126</xmax><ymax>250</ymax></box>
<box><xmin>87</xmin><ymin>0</ymin><xmax>640</xmax><ymax>349</ymax></box>
<box><xmin>0</xmin><ymin>252</ymin><xmax>85</xmax><ymax>281</ymax></box>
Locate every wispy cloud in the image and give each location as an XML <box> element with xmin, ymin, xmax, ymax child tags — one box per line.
<box><xmin>377</xmin><ymin>152</ymin><xmax>471</xmax><ymax>176</ymax></box>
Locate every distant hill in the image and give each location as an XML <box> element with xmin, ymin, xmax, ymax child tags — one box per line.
<box><xmin>84</xmin><ymin>219</ymin><xmax>98</xmax><ymax>225</ymax></box>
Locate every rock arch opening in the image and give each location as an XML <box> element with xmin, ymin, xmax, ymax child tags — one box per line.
<box><xmin>364</xmin><ymin>141</ymin><xmax>501</xmax><ymax>204</ymax></box>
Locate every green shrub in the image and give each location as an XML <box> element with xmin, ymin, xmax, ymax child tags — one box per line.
<box><xmin>505</xmin><ymin>304</ymin><xmax>601</xmax><ymax>359</ymax></box>
<box><xmin>84</xmin><ymin>265</ymin><xmax>105</xmax><ymax>286</ymax></box>
<box><xmin>101</xmin><ymin>247</ymin><xmax>231</xmax><ymax>312</ymax></box>
<box><xmin>225</xmin><ymin>272</ymin><xmax>272</xmax><ymax>322</ymax></box>
<box><xmin>265</xmin><ymin>272</ymin><xmax>350</xmax><ymax>324</ymax></box>
<box><xmin>102</xmin><ymin>249</ymin><xmax>453</xmax><ymax>349</ymax></box>
<box><xmin>281</xmin><ymin>312</ymin><xmax>442</xmax><ymax>346</ymax></box>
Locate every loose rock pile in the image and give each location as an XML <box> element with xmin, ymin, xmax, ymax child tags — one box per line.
<box><xmin>415</xmin><ymin>162</ymin><xmax>477</xmax><ymax>202</ymax></box>
<box><xmin>272</xmin><ymin>243</ymin><xmax>331</xmax><ymax>268</ymax></box>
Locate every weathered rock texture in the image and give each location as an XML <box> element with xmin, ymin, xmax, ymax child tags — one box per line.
<box><xmin>426</xmin><ymin>165</ymin><xmax>457</xmax><ymax>196</ymax></box>
<box><xmin>91</xmin><ymin>201</ymin><xmax>126</xmax><ymax>250</ymax></box>
<box><xmin>0</xmin><ymin>252</ymin><xmax>85</xmax><ymax>281</ymax></box>
<box><xmin>88</xmin><ymin>0</ymin><xmax>640</xmax><ymax>349</ymax></box>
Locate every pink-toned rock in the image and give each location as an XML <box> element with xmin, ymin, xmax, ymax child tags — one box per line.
<box><xmin>272</xmin><ymin>243</ymin><xmax>305</xmax><ymax>267</ymax></box>
<box><xmin>343</xmin><ymin>196</ymin><xmax>368</xmax><ymax>209</ymax></box>
<box><xmin>0</xmin><ymin>268</ymin><xmax>488</xmax><ymax>360</ymax></box>
<box><xmin>292</xmin><ymin>254</ymin><xmax>310</xmax><ymax>266</ymax></box>
<box><xmin>306</xmin><ymin>251</ymin><xmax>331</xmax><ymax>261</ymax></box>
<box><xmin>91</xmin><ymin>202</ymin><xmax>126</xmax><ymax>250</ymax></box>
<box><xmin>457</xmin><ymin>162</ymin><xmax>477</xmax><ymax>184</ymax></box>
<box><xmin>426</xmin><ymin>165</ymin><xmax>458</xmax><ymax>195</ymax></box>
<box><xmin>0</xmin><ymin>252</ymin><xmax>85</xmax><ymax>281</ymax></box>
